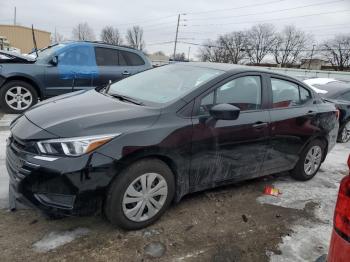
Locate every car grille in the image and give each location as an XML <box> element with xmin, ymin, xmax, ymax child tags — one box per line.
<box><xmin>6</xmin><ymin>137</ymin><xmax>40</xmax><ymax>187</ymax></box>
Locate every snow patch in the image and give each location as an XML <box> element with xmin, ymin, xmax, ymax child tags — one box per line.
<box><xmin>257</xmin><ymin>143</ymin><xmax>349</xmax><ymax>262</ymax></box>
<box><xmin>32</xmin><ymin>228</ymin><xmax>90</xmax><ymax>253</ymax></box>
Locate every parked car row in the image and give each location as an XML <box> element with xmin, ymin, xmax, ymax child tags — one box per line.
<box><xmin>304</xmin><ymin>78</ymin><xmax>350</xmax><ymax>143</ymax></box>
<box><xmin>6</xmin><ymin>63</ymin><xmax>339</xmax><ymax>229</ymax></box>
<box><xmin>0</xmin><ymin>41</ymin><xmax>152</xmax><ymax>113</ymax></box>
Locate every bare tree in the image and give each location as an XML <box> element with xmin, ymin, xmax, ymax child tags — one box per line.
<box><xmin>197</xmin><ymin>39</ymin><xmax>225</xmax><ymax>62</ymax></box>
<box><xmin>322</xmin><ymin>34</ymin><xmax>350</xmax><ymax>71</ymax></box>
<box><xmin>126</xmin><ymin>26</ymin><xmax>145</xmax><ymax>50</ymax></box>
<box><xmin>51</xmin><ymin>31</ymin><xmax>65</xmax><ymax>44</ymax></box>
<box><xmin>273</xmin><ymin>25</ymin><xmax>310</xmax><ymax>66</ymax></box>
<box><xmin>245</xmin><ymin>24</ymin><xmax>277</xmax><ymax>64</ymax></box>
<box><xmin>171</xmin><ymin>52</ymin><xmax>187</xmax><ymax>61</ymax></box>
<box><xmin>100</xmin><ymin>26</ymin><xmax>123</xmax><ymax>45</ymax></box>
<box><xmin>218</xmin><ymin>31</ymin><xmax>247</xmax><ymax>64</ymax></box>
<box><xmin>72</xmin><ymin>22</ymin><xmax>95</xmax><ymax>41</ymax></box>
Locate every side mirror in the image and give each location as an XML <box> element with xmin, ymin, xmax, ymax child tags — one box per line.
<box><xmin>209</xmin><ymin>104</ymin><xmax>240</xmax><ymax>120</ymax></box>
<box><xmin>49</xmin><ymin>56</ymin><xmax>58</xmax><ymax>66</ymax></box>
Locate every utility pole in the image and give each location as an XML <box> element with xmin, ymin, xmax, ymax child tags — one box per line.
<box><xmin>308</xmin><ymin>44</ymin><xmax>316</xmax><ymax>70</ymax></box>
<box><xmin>14</xmin><ymin>7</ymin><xmax>16</xmax><ymax>25</ymax></box>
<box><xmin>173</xmin><ymin>14</ymin><xmax>181</xmax><ymax>62</ymax></box>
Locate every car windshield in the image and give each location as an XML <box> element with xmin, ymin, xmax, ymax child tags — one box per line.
<box><xmin>35</xmin><ymin>43</ymin><xmax>67</xmax><ymax>61</ymax></box>
<box><xmin>108</xmin><ymin>64</ymin><xmax>224</xmax><ymax>104</ymax></box>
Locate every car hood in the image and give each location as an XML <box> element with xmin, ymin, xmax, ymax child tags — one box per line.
<box><xmin>24</xmin><ymin>90</ymin><xmax>160</xmax><ymax>138</ymax></box>
<box><xmin>0</xmin><ymin>50</ymin><xmax>36</xmax><ymax>64</ymax></box>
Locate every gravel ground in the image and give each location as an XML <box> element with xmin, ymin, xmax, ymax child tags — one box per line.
<box><xmin>0</xmin><ymin>113</ymin><xmax>347</xmax><ymax>262</ymax></box>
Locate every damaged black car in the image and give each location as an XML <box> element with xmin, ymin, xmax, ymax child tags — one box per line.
<box><xmin>6</xmin><ymin>63</ymin><xmax>339</xmax><ymax>229</ymax></box>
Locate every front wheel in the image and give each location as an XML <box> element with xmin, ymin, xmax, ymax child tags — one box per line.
<box><xmin>0</xmin><ymin>80</ymin><xmax>38</xmax><ymax>114</ymax></box>
<box><xmin>338</xmin><ymin>120</ymin><xmax>350</xmax><ymax>143</ymax></box>
<box><xmin>105</xmin><ymin>159</ymin><xmax>175</xmax><ymax>230</ymax></box>
<box><xmin>291</xmin><ymin>139</ymin><xmax>325</xmax><ymax>181</ymax></box>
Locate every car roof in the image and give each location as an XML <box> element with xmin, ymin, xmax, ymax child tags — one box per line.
<box><xmin>177</xmin><ymin>62</ymin><xmax>305</xmax><ymax>83</ymax></box>
<box><xmin>58</xmin><ymin>40</ymin><xmax>141</xmax><ymax>52</ymax></box>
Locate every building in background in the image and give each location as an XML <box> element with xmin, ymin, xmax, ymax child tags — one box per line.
<box><xmin>0</xmin><ymin>36</ymin><xmax>10</xmax><ymax>51</ymax></box>
<box><xmin>300</xmin><ymin>58</ymin><xmax>329</xmax><ymax>70</ymax></box>
<box><xmin>0</xmin><ymin>25</ymin><xmax>51</xmax><ymax>54</ymax></box>
<box><xmin>148</xmin><ymin>52</ymin><xmax>170</xmax><ymax>67</ymax></box>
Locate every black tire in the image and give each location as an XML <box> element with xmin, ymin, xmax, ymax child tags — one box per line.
<box><xmin>337</xmin><ymin>120</ymin><xmax>350</xmax><ymax>143</ymax></box>
<box><xmin>104</xmin><ymin>158</ymin><xmax>175</xmax><ymax>230</ymax></box>
<box><xmin>291</xmin><ymin>139</ymin><xmax>325</xmax><ymax>181</ymax></box>
<box><xmin>0</xmin><ymin>80</ymin><xmax>38</xmax><ymax>114</ymax></box>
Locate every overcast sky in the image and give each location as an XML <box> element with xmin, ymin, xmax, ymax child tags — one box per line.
<box><xmin>1</xmin><ymin>0</ymin><xmax>350</xmax><ymax>59</ymax></box>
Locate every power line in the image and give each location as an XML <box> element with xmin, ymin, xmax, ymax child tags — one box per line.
<box><xmin>187</xmin><ymin>0</ymin><xmax>345</xmax><ymax>21</ymax></box>
<box><xmin>186</xmin><ymin>0</ymin><xmax>287</xmax><ymax>15</ymax></box>
<box><xmin>189</xmin><ymin>9</ymin><xmax>350</xmax><ymax>27</ymax></box>
<box><xmin>177</xmin><ymin>41</ymin><xmax>350</xmax><ymax>52</ymax></box>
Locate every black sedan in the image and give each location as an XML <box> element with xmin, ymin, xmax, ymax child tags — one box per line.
<box><xmin>304</xmin><ymin>78</ymin><xmax>350</xmax><ymax>143</ymax></box>
<box><xmin>7</xmin><ymin>63</ymin><xmax>339</xmax><ymax>229</ymax></box>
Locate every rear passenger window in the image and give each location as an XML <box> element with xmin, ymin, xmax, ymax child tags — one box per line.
<box><xmin>271</xmin><ymin>78</ymin><xmax>311</xmax><ymax>108</ymax></box>
<box><xmin>120</xmin><ymin>50</ymin><xmax>145</xmax><ymax>66</ymax></box>
<box><xmin>95</xmin><ymin>47</ymin><xmax>118</xmax><ymax>66</ymax></box>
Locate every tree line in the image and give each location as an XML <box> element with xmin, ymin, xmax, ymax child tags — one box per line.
<box><xmin>52</xmin><ymin>22</ymin><xmax>350</xmax><ymax>71</ymax></box>
<box><xmin>197</xmin><ymin>23</ymin><xmax>350</xmax><ymax>71</ymax></box>
<box><xmin>52</xmin><ymin>22</ymin><xmax>146</xmax><ymax>51</ymax></box>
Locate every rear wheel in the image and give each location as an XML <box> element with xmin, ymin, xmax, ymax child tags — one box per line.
<box><xmin>291</xmin><ymin>139</ymin><xmax>325</xmax><ymax>181</ymax></box>
<box><xmin>0</xmin><ymin>80</ymin><xmax>38</xmax><ymax>114</ymax></box>
<box><xmin>338</xmin><ymin>120</ymin><xmax>350</xmax><ymax>143</ymax></box>
<box><xmin>105</xmin><ymin>159</ymin><xmax>175</xmax><ymax>230</ymax></box>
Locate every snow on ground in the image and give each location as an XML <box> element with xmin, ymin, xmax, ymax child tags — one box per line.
<box><xmin>258</xmin><ymin>143</ymin><xmax>350</xmax><ymax>262</ymax></box>
<box><xmin>32</xmin><ymin>227</ymin><xmax>90</xmax><ymax>253</ymax></box>
<box><xmin>0</xmin><ymin>130</ymin><xmax>10</xmax><ymax>209</ymax></box>
<box><xmin>0</xmin><ymin>114</ymin><xmax>18</xmax><ymax>127</ymax></box>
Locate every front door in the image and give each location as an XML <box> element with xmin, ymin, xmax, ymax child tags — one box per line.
<box><xmin>45</xmin><ymin>43</ymin><xmax>97</xmax><ymax>97</ymax></box>
<box><xmin>189</xmin><ymin>74</ymin><xmax>270</xmax><ymax>190</ymax></box>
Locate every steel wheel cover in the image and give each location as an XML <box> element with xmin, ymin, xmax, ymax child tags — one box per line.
<box><xmin>122</xmin><ymin>173</ymin><xmax>168</xmax><ymax>222</ymax></box>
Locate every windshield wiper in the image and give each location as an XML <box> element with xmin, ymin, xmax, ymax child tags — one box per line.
<box><xmin>108</xmin><ymin>93</ymin><xmax>144</xmax><ymax>106</ymax></box>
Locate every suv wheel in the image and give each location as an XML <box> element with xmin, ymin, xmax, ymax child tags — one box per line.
<box><xmin>105</xmin><ymin>159</ymin><xmax>175</xmax><ymax>230</ymax></box>
<box><xmin>338</xmin><ymin>120</ymin><xmax>350</xmax><ymax>143</ymax></box>
<box><xmin>0</xmin><ymin>81</ymin><xmax>38</xmax><ymax>113</ymax></box>
<box><xmin>291</xmin><ymin>139</ymin><xmax>325</xmax><ymax>181</ymax></box>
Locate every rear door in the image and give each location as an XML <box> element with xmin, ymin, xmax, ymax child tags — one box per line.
<box><xmin>189</xmin><ymin>73</ymin><xmax>270</xmax><ymax>189</ymax></box>
<box><xmin>262</xmin><ymin>75</ymin><xmax>318</xmax><ymax>175</ymax></box>
<box><xmin>93</xmin><ymin>47</ymin><xmax>124</xmax><ymax>87</ymax></box>
<box><xmin>119</xmin><ymin>50</ymin><xmax>147</xmax><ymax>76</ymax></box>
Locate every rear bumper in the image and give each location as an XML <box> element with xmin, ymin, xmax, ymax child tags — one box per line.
<box><xmin>328</xmin><ymin>229</ymin><xmax>350</xmax><ymax>262</ymax></box>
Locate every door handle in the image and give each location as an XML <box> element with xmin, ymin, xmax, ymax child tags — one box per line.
<box><xmin>253</xmin><ymin>122</ymin><xmax>268</xmax><ymax>129</ymax></box>
<box><xmin>307</xmin><ymin>110</ymin><xmax>316</xmax><ymax>115</ymax></box>
<box><xmin>122</xmin><ymin>71</ymin><xmax>130</xmax><ymax>76</ymax></box>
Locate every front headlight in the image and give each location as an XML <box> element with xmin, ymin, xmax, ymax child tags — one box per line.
<box><xmin>37</xmin><ymin>134</ymin><xmax>121</xmax><ymax>157</ymax></box>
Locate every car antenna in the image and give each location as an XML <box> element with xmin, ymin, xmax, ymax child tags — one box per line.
<box><xmin>31</xmin><ymin>24</ymin><xmax>39</xmax><ymax>58</ymax></box>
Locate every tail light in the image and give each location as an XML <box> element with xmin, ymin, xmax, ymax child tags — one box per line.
<box><xmin>333</xmin><ymin>155</ymin><xmax>350</xmax><ymax>241</ymax></box>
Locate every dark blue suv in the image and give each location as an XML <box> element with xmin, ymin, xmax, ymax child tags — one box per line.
<box><xmin>0</xmin><ymin>41</ymin><xmax>152</xmax><ymax>113</ymax></box>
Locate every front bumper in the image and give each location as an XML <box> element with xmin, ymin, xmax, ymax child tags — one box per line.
<box><xmin>6</xmin><ymin>136</ymin><xmax>117</xmax><ymax>216</ymax></box>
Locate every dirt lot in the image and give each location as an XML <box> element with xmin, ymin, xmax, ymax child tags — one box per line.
<box><xmin>0</xmin><ymin>175</ymin><xmax>309</xmax><ymax>262</ymax></box>
<box><xmin>0</xmin><ymin>112</ymin><xmax>347</xmax><ymax>262</ymax></box>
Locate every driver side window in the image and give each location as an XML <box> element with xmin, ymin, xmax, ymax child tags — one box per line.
<box><xmin>199</xmin><ymin>76</ymin><xmax>262</xmax><ymax>115</ymax></box>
